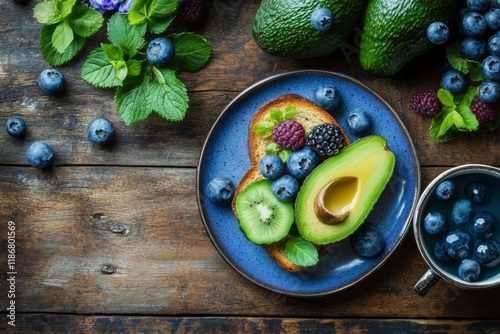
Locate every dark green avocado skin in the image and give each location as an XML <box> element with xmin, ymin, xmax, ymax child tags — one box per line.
<box><xmin>359</xmin><ymin>0</ymin><xmax>457</xmax><ymax>77</ymax></box>
<box><xmin>252</xmin><ymin>0</ymin><xmax>365</xmax><ymax>59</ymax></box>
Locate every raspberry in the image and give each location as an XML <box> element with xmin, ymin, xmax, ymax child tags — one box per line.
<box><xmin>306</xmin><ymin>123</ymin><xmax>345</xmax><ymax>156</ymax></box>
<box><xmin>409</xmin><ymin>89</ymin><xmax>442</xmax><ymax>116</ymax></box>
<box><xmin>178</xmin><ymin>0</ymin><xmax>205</xmax><ymax>25</ymax></box>
<box><xmin>471</xmin><ymin>94</ymin><xmax>499</xmax><ymax>126</ymax></box>
<box><xmin>272</xmin><ymin>120</ymin><xmax>306</xmax><ymax>150</ymax></box>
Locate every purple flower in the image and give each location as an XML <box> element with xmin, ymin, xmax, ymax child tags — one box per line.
<box><xmin>118</xmin><ymin>0</ymin><xmax>135</xmax><ymax>14</ymax></box>
<box><xmin>88</xmin><ymin>0</ymin><xmax>121</xmax><ymax>15</ymax></box>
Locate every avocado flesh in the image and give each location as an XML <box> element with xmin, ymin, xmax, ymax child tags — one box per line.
<box><xmin>359</xmin><ymin>0</ymin><xmax>456</xmax><ymax>77</ymax></box>
<box><xmin>295</xmin><ymin>135</ymin><xmax>395</xmax><ymax>245</ymax></box>
<box><xmin>252</xmin><ymin>0</ymin><xmax>365</xmax><ymax>59</ymax></box>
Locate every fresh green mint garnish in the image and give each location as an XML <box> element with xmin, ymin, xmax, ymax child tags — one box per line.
<box><xmin>430</xmin><ymin>87</ymin><xmax>479</xmax><ymax>142</ymax></box>
<box><xmin>265</xmin><ymin>142</ymin><xmax>291</xmax><ymax>163</ymax></box>
<box><xmin>446</xmin><ymin>42</ymin><xmax>483</xmax><ymax>82</ymax></box>
<box><xmin>252</xmin><ymin>105</ymin><xmax>298</xmax><ymax>137</ymax></box>
<box><xmin>35</xmin><ymin>0</ymin><xmax>212</xmax><ymax>125</ymax></box>
<box><xmin>284</xmin><ymin>235</ymin><xmax>319</xmax><ymax>268</ymax></box>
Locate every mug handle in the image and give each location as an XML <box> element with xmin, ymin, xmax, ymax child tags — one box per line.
<box><xmin>414</xmin><ymin>268</ymin><xmax>441</xmax><ymax>296</ymax></box>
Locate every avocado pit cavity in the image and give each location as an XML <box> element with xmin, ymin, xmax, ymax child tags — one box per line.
<box><xmin>314</xmin><ymin>176</ymin><xmax>359</xmax><ymax>225</ymax></box>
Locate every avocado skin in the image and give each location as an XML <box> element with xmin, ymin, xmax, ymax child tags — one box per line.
<box><xmin>252</xmin><ymin>0</ymin><xmax>365</xmax><ymax>59</ymax></box>
<box><xmin>359</xmin><ymin>0</ymin><xmax>456</xmax><ymax>77</ymax></box>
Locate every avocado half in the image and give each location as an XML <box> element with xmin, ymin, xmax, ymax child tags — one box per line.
<box><xmin>295</xmin><ymin>135</ymin><xmax>395</xmax><ymax>245</ymax></box>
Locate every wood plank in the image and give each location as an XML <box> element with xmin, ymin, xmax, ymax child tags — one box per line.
<box><xmin>1</xmin><ymin>166</ymin><xmax>499</xmax><ymax>319</ymax></box>
<box><xmin>2</xmin><ymin>315</ymin><xmax>500</xmax><ymax>334</ymax></box>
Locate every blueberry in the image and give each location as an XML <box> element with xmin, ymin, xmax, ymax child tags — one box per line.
<box><xmin>271</xmin><ymin>174</ymin><xmax>300</xmax><ymax>202</ymax></box>
<box><xmin>433</xmin><ymin>239</ymin><xmax>453</xmax><ymax>263</ymax></box>
<box><xmin>462</xmin><ymin>12</ymin><xmax>487</xmax><ymax>37</ymax></box>
<box><xmin>435</xmin><ymin>180</ymin><xmax>454</xmax><ymax>200</ymax></box>
<box><xmin>427</xmin><ymin>22</ymin><xmax>450</xmax><ymax>45</ymax></box>
<box><xmin>346</xmin><ymin>109</ymin><xmax>371</xmax><ymax>135</ymax></box>
<box><xmin>460</xmin><ymin>37</ymin><xmax>487</xmax><ymax>61</ymax></box>
<box><xmin>310</xmin><ymin>8</ymin><xmax>332</xmax><ymax>32</ymax></box>
<box><xmin>485</xmin><ymin>8</ymin><xmax>500</xmax><ymax>30</ymax></box>
<box><xmin>451</xmin><ymin>198</ymin><xmax>474</xmax><ymax>225</ymax></box>
<box><xmin>479</xmin><ymin>80</ymin><xmax>500</xmax><ymax>103</ymax></box>
<box><xmin>5</xmin><ymin>117</ymin><xmax>27</xmax><ymax>138</ymax></box>
<box><xmin>475</xmin><ymin>239</ymin><xmax>500</xmax><ymax>267</ymax></box>
<box><xmin>146</xmin><ymin>37</ymin><xmax>175</xmax><ymax>67</ymax></box>
<box><xmin>38</xmin><ymin>69</ymin><xmax>64</xmax><ymax>95</ymax></box>
<box><xmin>441</xmin><ymin>69</ymin><xmax>467</xmax><ymax>93</ymax></box>
<box><xmin>424</xmin><ymin>212</ymin><xmax>447</xmax><ymax>235</ymax></box>
<box><xmin>26</xmin><ymin>141</ymin><xmax>54</xmax><ymax>168</ymax></box>
<box><xmin>286</xmin><ymin>146</ymin><xmax>319</xmax><ymax>180</ymax></box>
<box><xmin>258</xmin><ymin>154</ymin><xmax>284</xmax><ymax>180</ymax></box>
<box><xmin>444</xmin><ymin>229</ymin><xmax>473</xmax><ymax>262</ymax></box>
<box><xmin>206</xmin><ymin>177</ymin><xmax>235</xmax><ymax>203</ymax></box>
<box><xmin>313</xmin><ymin>85</ymin><xmax>341</xmax><ymax>111</ymax></box>
<box><xmin>487</xmin><ymin>34</ymin><xmax>500</xmax><ymax>56</ymax></box>
<box><xmin>87</xmin><ymin>117</ymin><xmax>115</xmax><ymax>145</ymax></box>
<box><xmin>466</xmin><ymin>0</ymin><xmax>489</xmax><ymax>12</ymax></box>
<box><xmin>470</xmin><ymin>211</ymin><xmax>497</xmax><ymax>239</ymax></box>
<box><xmin>481</xmin><ymin>55</ymin><xmax>500</xmax><ymax>81</ymax></box>
<box><xmin>458</xmin><ymin>259</ymin><xmax>481</xmax><ymax>282</ymax></box>
<box><xmin>465</xmin><ymin>180</ymin><xmax>491</xmax><ymax>205</ymax></box>
<box><xmin>350</xmin><ymin>224</ymin><xmax>385</xmax><ymax>258</ymax></box>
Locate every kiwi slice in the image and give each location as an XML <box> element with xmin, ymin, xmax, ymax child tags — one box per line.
<box><xmin>235</xmin><ymin>179</ymin><xmax>294</xmax><ymax>245</ymax></box>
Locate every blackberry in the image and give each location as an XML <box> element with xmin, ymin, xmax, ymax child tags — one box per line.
<box><xmin>409</xmin><ymin>89</ymin><xmax>442</xmax><ymax>116</ymax></box>
<box><xmin>306</xmin><ymin>123</ymin><xmax>345</xmax><ymax>156</ymax></box>
<box><xmin>178</xmin><ymin>0</ymin><xmax>205</xmax><ymax>25</ymax></box>
<box><xmin>470</xmin><ymin>94</ymin><xmax>499</xmax><ymax>126</ymax></box>
<box><xmin>272</xmin><ymin>120</ymin><xmax>306</xmax><ymax>150</ymax></box>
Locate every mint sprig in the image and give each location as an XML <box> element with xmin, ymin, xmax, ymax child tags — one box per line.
<box><xmin>128</xmin><ymin>0</ymin><xmax>178</xmax><ymax>34</ymax></box>
<box><xmin>284</xmin><ymin>236</ymin><xmax>319</xmax><ymax>268</ymax></box>
<box><xmin>81</xmin><ymin>12</ymin><xmax>211</xmax><ymax>125</ymax></box>
<box><xmin>34</xmin><ymin>0</ymin><xmax>104</xmax><ymax>65</ymax></box>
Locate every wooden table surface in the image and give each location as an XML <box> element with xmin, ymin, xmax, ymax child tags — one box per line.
<box><xmin>1</xmin><ymin>1</ymin><xmax>500</xmax><ymax>333</ymax></box>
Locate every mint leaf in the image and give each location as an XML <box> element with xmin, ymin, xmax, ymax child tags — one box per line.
<box><xmin>115</xmin><ymin>74</ymin><xmax>153</xmax><ymax>125</ymax></box>
<box><xmin>268</xmin><ymin>107</ymin><xmax>283</xmax><ymax>124</ymax></box>
<box><xmin>128</xmin><ymin>0</ymin><xmax>148</xmax><ymax>25</ymax></box>
<box><xmin>284</xmin><ymin>236</ymin><xmax>319</xmax><ymax>267</ymax></box>
<box><xmin>150</xmin><ymin>69</ymin><xmax>189</xmax><ymax>122</ymax></box>
<box><xmin>52</xmin><ymin>21</ymin><xmax>74</xmax><ymax>53</ymax></box>
<box><xmin>81</xmin><ymin>48</ymin><xmax>123</xmax><ymax>88</ymax></box>
<box><xmin>252</xmin><ymin>121</ymin><xmax>274</xmax><ymax>137</ymax></box>
<box><xmin>467</xmin><ymin>61</ymin><xmax>484</xmax><ymax>82</ymax></box>
<box><xmin>108</xmin><ymin>12</ymin><xmax>146</xmax><ymax>58</ymax></box>
<box><xmin>61</xmin><ymin>0</ymin><xmax>77</xmax><ymax>18</ymax></box>
<box><xmin>128</xmin><ymin>0</ymin><xmax>178</xmax><ymax>34</ymax></box>
<box><xmin>34</xmin><ymin>0</ymin><xmax>62</xmax><ymax>25</ymax></box>
<box><xmin>101</xmin><ymin>43</ymin><xmax>124</xmax><ymax>62</ymax></box>
<box><xmin>40</xmin><ymin>24</ymin><xmax>85</xmax><ymax>66</ymax></box>
<box><xmin>446</xmin><ymin>42</ymin><xmax>468</xmax><ymax>73</ymax></box>
<box><xmin>437</xmin><ymin>88</ymin><xmax>455</xmax><ymax>108</ymax></box>
<box><xmin>68</xmin><ymin>3</ymin><xmax>104</xmax><ymax>38</ymax></box>
<box><xmin>126</xmin><ymin>60</ymin><xmax>144</xmax><ymax>76</ymax></box>
<box><xmin>283</xmin><ymin>106</ymin><xmax>297</xmax><ymax>120</ymax></box>
<box><xmin>168</xmin><ymin>33</ymin><xmax>212</xmax><ymax>72</ymax></box>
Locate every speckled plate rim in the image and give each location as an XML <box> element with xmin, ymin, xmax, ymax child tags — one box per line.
<box><xmin>196</xmin><ymin>70</ymin><xmax>421</xmax><ymax>297</ymax></box>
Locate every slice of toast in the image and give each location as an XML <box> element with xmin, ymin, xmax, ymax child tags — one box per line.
<box><xmin>233</xmin><ymin>94</ymin><xmax>351</xmax><ymax>272</ymax></box>
<box><xmin>248</xmin><ymin>94</ymin><xmax>348</xmax><ymax>165</ymax></box>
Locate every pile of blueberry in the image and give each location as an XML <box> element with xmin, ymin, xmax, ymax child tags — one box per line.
<box><xmin>430</xmin><ymin>0</ymin><xmax>500</xmax><ymax>102</ymax></box>
<box><xmin>5</xmin><ymin>69</ymin><xmax>115</xmax><ymax>168</ymax></box>
<box><xmin>423</xmin><ymin>178</ymin><xmax>499</xmax><ymax>283</ymax></box>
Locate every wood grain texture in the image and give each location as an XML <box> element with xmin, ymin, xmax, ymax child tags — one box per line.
<box><xmin>1</xmin><ymin>0</ymin><xmax>500</xmax><ymax>332</ymax></box>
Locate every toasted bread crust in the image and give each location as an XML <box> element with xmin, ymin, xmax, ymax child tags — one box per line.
<box><xmin>234</xmin><ymin>94</ymin><xmax>350</xmax><ymax>272</ymax></box>
<box><xmin>248</xmin><ymin>94</ymin><xmax>348</xmax><ymax>165</ymax></box>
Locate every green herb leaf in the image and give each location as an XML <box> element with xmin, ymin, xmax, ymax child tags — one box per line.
<box><xmin>115</xmin><ymin>73</ymin><xmax>153</xmax><ymax>125</ymax></box>
<box><xmin>101</xmin><ymin>43</ymin><xmax>124</xmax><ymax>62</ymax></box>
<box><xmin>264</xmin><ymin>143</ymin><xmax>290</xmax><ymax>163</ymax></box>
<box><xmin>40</xmin><ymin>23</ymin><xmax>85</xmax><ymax>66</ymax></box>
<box><xmin>108</xmin><ymin>12</ymin><xmax>146</xmax><ymax>58</ymax></box>
<box><xmin>268</xmin><ymin>107</ymin><xmax>284</xmax><ymax>124</ymax></box>
<box><xmin>81</xmin><ymin>48</ymin><xmax>123</xmax><ymax>88</ymax></box>
<box><xmin>68</xmin><ymin>3</ymin><xmax>104</xmax><ymax>38</ymax></box>
<box><xmin>126</xmin><ymin>60</ymin><xmax>144</xmax><ymax>77</ymax></box>
<box><xmin>168</xmin><ymin>33</ymin><xmax>212</xmax><ymax>72</ymax></box>
<box><xmin>150</xmin><ymin>68</ymin><xmax>189</xmax><ymax>122</ymax></box>
<box><xmin>437</xmin><ymin>88</ymin><xmax>455</xmax><ymax>108</ymax></box>
<box><xmin>128</xmin><ymin>0</ymin><xmax>178</xmax><ymax>34</ymax></box>
<box><xmin>51</xmin><ymin>21</ymin><xmax>74</xmax><ymax>53</ymax></box>
<box><xmin>252</xmin><ymin>121</ymin><xmax>274</xmax><ymax>137</ymax></box>
<box><xmin>61</xmin><ymin>0</ymin><xmax>77</xmax><ymax>18</ymax></box>
<box><xmin>446</xmin><ymin>42</ymin><xmax>468</xmax><ymax>73</ymax></box>
<box><xmin>467</xmin><ymin>61</ymin><xmax>484</xmax><ymax>82</ymax></box>
<box><xmin>34</xmin><ymin>0</ymin><xmax>62</xmax><ymax>25</ymax></box>
<box><xmin>283</xmin><ymin>106</ymin><xmax>297</xmax><ymax>119</ymax></box>
<box><xmin>284</xmin><ymin>236</ymin><xmax>319</xmax><ymax>267</ymax></box>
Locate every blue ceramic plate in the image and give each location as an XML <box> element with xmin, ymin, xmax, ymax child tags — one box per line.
<box><xmin>197</xmin><ymin>70</ymin><xmax>420</xmax><ymax>297</ymax></box>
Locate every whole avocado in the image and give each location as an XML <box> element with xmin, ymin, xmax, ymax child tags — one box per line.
<box><xmin>252</xmin><ymin>0</ymin><xmax>365</xmax><ymax>59</ymax></box>
<box><xmin>359</xmin><ymin>0</ymin><xmax>456</xmax><ymax>77</ymax></box>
